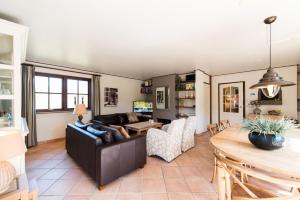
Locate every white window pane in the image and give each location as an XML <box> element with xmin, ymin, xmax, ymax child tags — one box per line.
<box><xmin>79</xmin><ymin>95</ymin><xmax>88</xmax><ymax>107</ymax></box>
<box><xmin>68</xmin><ymin>94</ymin><xmax>78</xmax><ymax>108</ymax></box>
<box><xmin>67</xmin><ymin>79</ymin><xmax>78</xmax><ymax>93</ymax></box>
<box><xmin>50</xmin><ymin>78</ymin><xmax>62</xmax><ymax>93</ymax></box>
<box><xmin>50</xmin><ymin>94</ymin><xmax>62</xmax><ymax>109</ymax></box>
<box><xmin>35</xmin><ymin>76</ymin><xmax>48</xmax><ymax>92</ymax></box>
<box><xmin>79</xmin><ymin>81</ymin><xmax>88</xmax><ymax>94</ymax></box>
<box><xmin>36</xmin><ymin>94</ymin><xmax>48</xmax><ymax>109</ymax></box>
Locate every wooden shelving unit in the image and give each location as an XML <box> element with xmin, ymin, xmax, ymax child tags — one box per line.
<box><xmin>175</xmin><ymin>73</ymin><xmax>196</xmax><ymax>119</ymax></box>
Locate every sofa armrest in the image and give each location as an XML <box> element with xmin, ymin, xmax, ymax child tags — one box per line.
<box><xmin>95</xmin><ymin>135</ymin><xmax>146</xmax><ymax>187</ymax></box>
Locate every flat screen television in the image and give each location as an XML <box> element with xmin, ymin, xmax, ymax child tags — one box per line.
<box><xmin>133</xmin><ymin>101</ymin><xmax>153</xmax><ymax>113</ymax></box>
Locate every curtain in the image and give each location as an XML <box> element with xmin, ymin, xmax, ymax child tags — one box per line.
<box><xmin>92</xmin><ymin>75</ymin><xmax>101</xmax><ymax>118</ymax></box>
<box><xmin>22</xmin><ymin>65</ymin><xmax>37</xmax><ymax>147</ymax></box>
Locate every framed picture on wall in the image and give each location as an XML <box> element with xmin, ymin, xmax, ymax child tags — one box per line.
<box><xmin>156</xmin><ymin>87</ymin><xmax>169</xmax><ymax>109</ymax></box>
<box><xmin>104</xmin><ymin>87</ymin><xmax>118</xmax><ymax>107</ymax></box>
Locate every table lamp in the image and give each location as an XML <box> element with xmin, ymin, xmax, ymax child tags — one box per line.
<box><xmin>0</xmin><ymin>130</ymin><xmax>27</xmax><ymax>194</ymax></box>
<box><xmin>73</xmin><ymin>104</ymin><xmax>87</xmax><ymax>122</ymax></box>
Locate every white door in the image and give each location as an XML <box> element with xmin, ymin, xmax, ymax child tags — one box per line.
<box><xmin>219</xmin><ymin>82</ymin><xmax>244</xmax><ymax>124</ymax></box>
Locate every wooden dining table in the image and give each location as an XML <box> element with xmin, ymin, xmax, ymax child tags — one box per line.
<box><xmin>210</xmin><ymin>124</ymin><xmax>300</xmax><ymax>200</ymax></box>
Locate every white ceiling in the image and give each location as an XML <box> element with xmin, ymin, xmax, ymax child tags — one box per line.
<box><xmin>1</xmin><ymin>0</ymin><xmax>300</xmax><ymax>79</ymax></box>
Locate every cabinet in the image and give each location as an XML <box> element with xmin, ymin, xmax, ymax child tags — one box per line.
<box><xmin>0</xmin><ymin>18</ymin><xmax>28</xmax><ymax>174</ymax></box>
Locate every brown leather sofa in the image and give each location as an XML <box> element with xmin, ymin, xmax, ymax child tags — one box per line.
<box><xmin>66</xmin><ymin>124</ymin><xmax>146</xmax><ymax>189</ymax></box>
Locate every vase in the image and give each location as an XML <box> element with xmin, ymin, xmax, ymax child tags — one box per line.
<box><xmin>248</xmin><ymin>132</ymin><xmax>285</xmax><ymax>150</ymax></box>
<box><xmin>253</xmin><ymin>107</ymin><xmax>261</xmax><ymax>115</ymax></box>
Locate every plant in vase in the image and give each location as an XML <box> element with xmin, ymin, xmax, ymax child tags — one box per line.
<box><xmin>243</xmin><ymin>119</ymin><xmax>295</xmax><ymax>150</ymax></box>
<box><xmin>249</xmin><ymin>100</ymin><xmax>261</xmax><ymax>115</ymax></box>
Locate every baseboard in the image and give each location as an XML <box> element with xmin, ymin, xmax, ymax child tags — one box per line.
<box><xmin>38</xmin><ymin>137</ymin><xmax>65</xmax><ymax>145</ymax></box>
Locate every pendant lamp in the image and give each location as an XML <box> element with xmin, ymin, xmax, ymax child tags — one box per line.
<box><xmin>249</xmin><ymin>16</ymin><xmax>295</xmax><ymax>98</ymax></box>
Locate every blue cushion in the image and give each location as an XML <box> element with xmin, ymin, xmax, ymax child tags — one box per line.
<box><xmin>74</xmin><ymin>121</ymin><xmax>89</xmax><ymax>130</ymax></box>
<box><xmin>86</xmin><ymin>126</ymin><xmax>114</xmax><ymax>143</ymax></box>
<box><xmin>87</xmin><ymin>126</ymin><xmax>107</xmax><ymax>136</ymax></box>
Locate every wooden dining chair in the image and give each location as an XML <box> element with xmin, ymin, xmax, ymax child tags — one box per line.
<box><xmin>220</xmin><ymin>119</ymin><xmax>231</xmax><ymax>130</ymax></box>
<box><xmin>207</xmin><ymin>123</ymin><xmax>218</xmax><ymax>137</ymax></box>
<box><xmin>215</xmin><ymin>152</ymin><xmax>300</xmax><ymax>200</ymax></box>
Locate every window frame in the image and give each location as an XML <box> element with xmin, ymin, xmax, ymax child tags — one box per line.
<box><xmin>35</xmin><ymin>72</ymin><xmax>91</xmax><ymax>113</ymax></box>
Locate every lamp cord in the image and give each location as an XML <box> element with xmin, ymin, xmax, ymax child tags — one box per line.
<box><xmin>269</xmin><ymin>23</ymin><xmax>272</xmax><ymax>69</ymax></box>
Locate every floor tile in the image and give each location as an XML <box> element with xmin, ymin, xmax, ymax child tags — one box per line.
<box><xmin>68</xmin><ymin>179</ymin><xmax>96</xmax><ymax>195</ymax></box>
<box><xmin>116</xmin><ymin>193</ymin><xmax>142</xmax><ymax>200</ymax></box>
<box><xmin>141</xmin><ymin>178</ymin><xmax>166</xmax><ymax>193</ymax></box>
<box><xmin>90</xmin><ymin>193</ymin><xmax>117</xmax><ymax>200</ymax></box>
<box><xmin>40</xmin><ymin>169</ymin><xmax>68</xmax><ymax>180</ymax></box>
<box><xmin>39</xmin><ymin>196</ymin><xmax>64</xmax><ymax>200</ymax></box>
<box><xmin>43</xmin><ymin>179</ymin><xmax>76</xmax><ymax>196</ymax></box>
<box><xmin>162</xmin><ymin>166</ymin><xmax>183</xmax><ymax>178</ymax></box>
<box><xmin>37</xmin><ymin>179</ymin><xmax>57</xmax><ymax>194</ymax></box>
<box><xmin>27</xmin><ymin>168</ymin><xmax>50</xmax><ymax>180</ymax></box>
<box><xmin>165</xmin><ymin>178</ymin><xmax>190</xmax><ymax>192</ymax></box>
<box><xmin>60</xmin><ymin>169</ymin><xmax>84</xmax><ymax>180</ymax></box>
<box><xmin>185</xmin><ymin>177</ymin><xmax>215</xmax><ymax>193</ymax></box>
<box><xmin>180</xmin><ymin>166</ymin><xmax>202</xmax><ymax>177</ymax></box>
<box><xmin>142</xmin><ymin>165</ymin><xmax>163</xmax><ymax>178</ymax></box>
<box><xmin>168</xmin><ymin>192</ymin><xmax>194</xmax><ymax>200</ymax></box>
<box><xmin>193</xmin><ymin>192</ymin><xmax>217</xmax><ymax>200</ymax></box>
<box><xmin>63</xmin><ymin>195</ymin><xmax>90</xmax><ymax>200</ymax></box>
<box><xmin>119</xmin><ymin>178</ymin><xmax>142</xmax><ymax>193</ymax></box>
<box><xmin>142</xmin><ymin>193</ymin><xmax>168</xmax><ymax>200</ymax></box>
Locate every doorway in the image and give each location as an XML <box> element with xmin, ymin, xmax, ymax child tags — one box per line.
<box><xmin>218</xmin><ymin>82</ymin><xmax>245</xmax><ymax>124</ymax></box>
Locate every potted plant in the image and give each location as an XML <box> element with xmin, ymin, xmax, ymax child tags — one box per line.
<box><xmin>243</xmin><ymin>119</ymin><xmax>295</xmax><ymax>150</ymax></box>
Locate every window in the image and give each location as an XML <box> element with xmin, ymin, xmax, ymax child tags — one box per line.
<box><xmin>35</xmin><ymin>73</ymin><xmax>91</xmax><ymax>112</ymax></box>
<box><xmin>67</xmin><ymin>79</ymin><xmax>89</xmax><ymax>108</ymax></box>
<box><xmin>223</xmin><ymin>86</ymin><xmax>239</xmax><ymax>113</ymax></box>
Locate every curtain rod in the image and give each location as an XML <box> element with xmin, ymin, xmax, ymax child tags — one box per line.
<box><xmin>24</xmin><ymin>61</ymin><xmax>102</xmax><ymax>76</ymax></box>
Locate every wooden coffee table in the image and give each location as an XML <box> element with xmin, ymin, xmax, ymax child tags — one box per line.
<box><xmin>125</xmin><ymin>121</ymin><xmax>163</xmax><ymax>135</ymax></box>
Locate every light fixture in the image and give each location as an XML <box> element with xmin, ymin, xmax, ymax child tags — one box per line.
<box><xmin>73</xmin><ymin>104</ymin><xmax>87</xmax><ymax>122</ymax></box>
<box><xmin>249</xmin><ymin>16</ymin><xmax>295</xmax><ymax>98</ymax></box>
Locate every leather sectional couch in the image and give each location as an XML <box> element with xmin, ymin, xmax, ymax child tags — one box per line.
<box><xmin>66</xmin><ymin>123</ymin><xmax>146</xmax><ymax>189</ymax></box>
<box><xmin>93</xmin><ymin>113</ymin><xmax>149</xmax><ymax>127</ymax></box>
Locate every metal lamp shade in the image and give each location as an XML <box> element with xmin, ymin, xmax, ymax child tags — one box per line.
<box><xmin>250</xmin><ymin>68</ymin><xmax>295</xmax><ymax>98</ymax></box>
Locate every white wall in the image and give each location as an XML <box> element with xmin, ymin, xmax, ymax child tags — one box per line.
<box><xmin>211</xmin><ymin>66</ymin><xmax>297</xmax><ymax>123</ymax></box>
<box><xmin>35</xmin><ymin>67</ymin><xmax>144</xmax><ymax>142</ymax></box>
<box><xmin>100</xmin><ymin>74</ymin><xmax>145</xmax><ymax>115</ymax></box>
<box><xmin>195</xmin><ymin>70</ymin><xmax>210</xmax><ymax>134</ymax></box>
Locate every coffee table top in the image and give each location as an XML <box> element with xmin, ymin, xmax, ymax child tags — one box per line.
<box><xmin>125</xmin><ymin>121</ymin><xmax>163</xmax><ymax>130</ymax></box>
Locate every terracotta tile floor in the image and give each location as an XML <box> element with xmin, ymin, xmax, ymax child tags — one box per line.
<box><xmin>26</xmin><ymin>133</ymin><xmax>218</xmax><ymax>200</ymax></box>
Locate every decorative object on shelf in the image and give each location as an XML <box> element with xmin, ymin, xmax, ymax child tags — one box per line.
<box><xmin>250</xmin><ymin>16</ymin><xmax>295</xmax><ymax>98</ymax></box>
<box><xmin>5</xmin><ymin>112</ymin><xmax>12</xmax><ymax>127</ymax></box>
<box><xmin>104</xmin><ymin>87</ymin><xmax>118</xmax><ymax>107</ymax></box>
<box><xmin>244</xmin><ymin>119</ymin><xmax>294</xmax><ymax>150</ymax></box>
<box><xmin>73</xmin><ymin>104</ymin><xmax>87</xmax><ymax>122</ymax></box>
<box><xmin>268</xmin><ymin>109</ymin><xmax>282</xmax><ymax>116</ymax></box>
<box><xmin>249</xmin><ymin>100</ymin><xmax>261</xmax><ymax>115</ymax></box>
<box><xmin>0</xmin><ymin>130</ymin><xmax>27</xmax><ymax>194</ymax></box>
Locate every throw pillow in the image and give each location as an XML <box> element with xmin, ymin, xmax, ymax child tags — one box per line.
<box><xmin>110</xmin><ymin>125</ymin><xmax>131</xmax><ymax>139</ymax></box>
<box><xmin>74</xmin><ymin>121</ymin><xmax>89</xmax><ymax>130</ymax></box>
<box><xmin>127</xmin><ymin>112</ymin><xmax>139</xmax><ymax>123</ymax></box>
<box><xmin>86</xmin><ymin>126</ymin><xmax>114</xmax><ymax>143</ymax></box>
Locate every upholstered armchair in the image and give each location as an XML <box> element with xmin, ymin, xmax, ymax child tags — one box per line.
<box><xmin>181</xmin><ymin>116</ymin><xmax>197</xmax><ymax>152</ymax></box>
<box><xmin>146</xmin><ymin>118</ymin><xmax>186</xmax><ymax>162</ymax></box>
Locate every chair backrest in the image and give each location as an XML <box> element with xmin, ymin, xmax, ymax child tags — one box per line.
<box><xmin>183</xmin><ymin>116</ymin><xmax>197</xmax><ymax>136</ymax></box>
<box><xmin>215</xmin><ymin>152</ymin><xmax>300</xmax><ymax>199</ymax></box>
<box><xmin>220</xmin><ymin>119</ymin><xmax>231</xmax><ymax>129</ymax></box>
<box><xmin>167</xmin><ymin>118</ymin><xmax>186</xmax><ymax>136</ymax></box>
<box><xmin>207</xmin><ymin>123</ymin><xmax>218</xmax><ymax>136</ymax></box>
